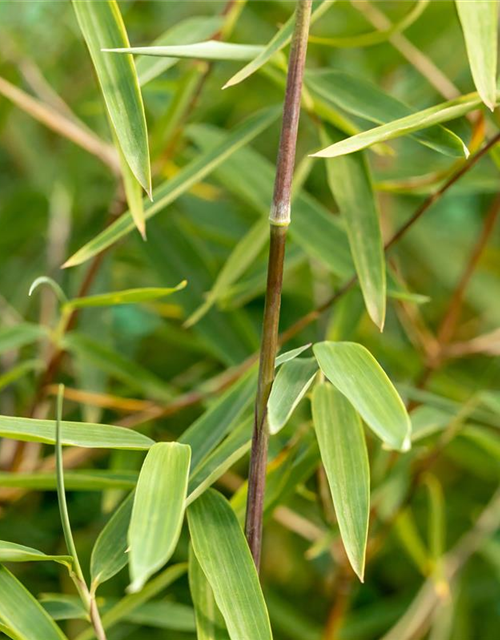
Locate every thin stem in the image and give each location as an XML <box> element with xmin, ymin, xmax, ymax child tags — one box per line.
<box><xmin>245</xmin><ymin>0</ymin><xmax>312</xmax><ymax>569</ymax></box>
<box><xmin>55</xmin><ymin>385</ymin><xmax>107</xmax><ymax>640</ymax></box>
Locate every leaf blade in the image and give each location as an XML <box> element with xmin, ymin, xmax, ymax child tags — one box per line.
<box><xmin>313</xmin><ymin>342</ymin><xmax>411</xmax><ymax>451</ymax></box>
<box><xmin>187</xmin><ymin>489</ymin><xmax>273</xmax><ymax>640</ymax></box>
<box><xmin>311</xmin><ymin>383</ymin><xmax>370</xmax><ymax>580</ymax></box>
<box><xmin>268</xmin><ymin>357</ymin><xmax>318</xmax><ymax>434</ymax></box>
<box><xmin>456</xmin><ymin>0</ymin><xmax>498</xmax><ymax>111</ymax></box>
<box><xmin>321</xmin><ymin>128</ymin><xmax>386</xmax><ymax>328</ymax></box>
<box><xmin>0</xmin><ymin>415</ymin><xmax>154</xmax><ymax>450</ymax></box>
<box><xmin>128</xmin><ymin>443</ymin><xmax>191</xmax><ymax>592</ymax></box>
<box><xmin>311</xmin><ymin>93</ymin><xmax>484</xmax><ymax>158</ymax></box>
<box><xmin>72</xmin><ymin>0</ymin><xmax>151</xmax><ymax>195</ymax></box>
<box><xmin>0</xmin><ymin>565</ymin><xmax>68</xmax><ymax>640</ymax></box>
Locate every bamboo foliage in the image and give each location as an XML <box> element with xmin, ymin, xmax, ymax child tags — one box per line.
<box><xmin>0</xmin><ymin>1</ymin><xmax>499</xmax><ymax>638</ymax></box>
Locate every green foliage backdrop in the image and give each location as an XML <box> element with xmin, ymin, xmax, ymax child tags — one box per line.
<box><xmin>0</xmin><ymin>1</ymin><xmax>499</xmax><ymax>639</ymax></box>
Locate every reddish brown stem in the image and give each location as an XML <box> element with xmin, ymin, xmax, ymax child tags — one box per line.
<box><xmin>245</xmin><ymin>0</ymin><xmax>313</xmax><ymax>569</ymax></box>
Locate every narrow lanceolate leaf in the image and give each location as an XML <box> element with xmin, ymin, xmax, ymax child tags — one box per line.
<box><xmin>223</xmin><ymin>0</ymin><xmax>333</xmax><ymax>89</ymax></box>
<box><xmin>307</xmin><ymin>70</ymin><xmax>468</xmax><ymax>158</ymax></box>
<box><xmin>189</xmin><ymin>546</ymin><xmax>229</xmax><ymax>640</ymax></box>
<box><xmin>136</xmin><ymin>16</ymin><xmax>223</xmax><ymax>85</ymax></box>
<box><xmin>313</xmin><ymin>342</ymin><xmax>411</xmax><ymax>451</ymax></box>
<box><xmin>188</xmin><ymin>490</ymin><xmax>273</xmax><ymax>640</ymax></box>
<box><xmin>65</xmin><ymin>282</ymin><xmax>186</xmax><ymax>310</ymax></box>
<box><xmin>268</xmin><ymin>358</ymin><xmax>318</xmax><ymax>435</ymax></box>
<box><xmin>456</xmin><ymin>0</ymin><xmax>498</xmax><ymax>111</ymax></box>
<box><xmin>63</xmin><ymin>106</ymin><xmax>279</xmax><ymax>268</ymax></box>
<box><xmin>321</xmin><ymin>128</ymin><xmax>386</xmax><ymax>329</ymax></box>
<box><xmin>0</xmin><ymin>565</ymin><xmax>67</xmax><ymax>640</ymax></box>
<box><xmin>0</xmin><ymin>541</ymin><xmax>72</xmax><ymax>568</ymax></box>
<box><xmin>311</xmin><ymin>384</ymin><xmax>370</xmax><ymax>581</ymax></box>
<box><xmin>91</xmin><ymin>493</ymin><xmax>134</xmax><ymax>589</ymax></box>
<box><xmin>311</xmin><ymin>92</ymin><xmax>486</xmax><ymax>158</ymax></box>
<box><xmin>0</xmin><ymin>415</ymin><xmax>154</xmax><ymax>450</ymax></box>
<box><xmin>129</xmin><ymin>443</ymin><xmax>191</xmax><ymax>592</ymax></box>
<box><xmin>72</xmin><ymin>0</ymin><xmax>151</xmax><ymax>197</ymax></box>
<box><xmin>105</xmin><ymin>42</ymin><xmax>264</xmax><ymax>62</ymax></box>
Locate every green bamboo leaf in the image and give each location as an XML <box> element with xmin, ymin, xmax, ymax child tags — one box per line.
<box><xmin>0</xmin><ymin>470</ymin><xmax>137</xmax><ymax>492</ymax></box>
<box><xmin>311</xmin><ymin>93</ymin><xmax>486</xmax><ymax>158</ymax></box>
<box><xmin>65</xmin><ymin>282</ymin><xmax>186</xmax><ymax>310</ymax></box>
<box><xmin>105</xmin><ymin>42</ymin><xmax>265</xmax><ymax>62</ymax></box>
<box><xmin>311</xmin><ymin>383</ymin><xmax>370</xmax><ymax>581</ymax></box>
<box><xmin>128</xmin><ymin>443</ymin><xmax>191</xmax><ymax>592</ymax></box>
<box><xmin>0</xmin><ymin>565</ymin><xmax>68</xmax><ymax>640</ymax></box>
<box><xmin>321</xmin><ymin>127</ymin><xmax>386</xmax><ymax>329</ymax></box>
<box><xmin>456</xmin><ymin>0</ymin><xmax>498</xmax><ymax>111</ymax></box>
<box><xmin>91</xmin><ymin>493</ymin><xmax>134</xmax><ymax>589</ymax></box>
<box><xmin>275</xmin><ymin>344</ymin><xmax>312</xmax><ymax>366</ymax></box>
<box><xmin>223</xmin><ymin>0</ymin><xmax>333</xmax><ymax>89</ymax></box>
<box><xmin>136</xmin><ymin>16</ymin><xmax>223</xmax><ymax>85</ymax></box>
<box><xmin>0</xmin><ymin>541</ymin><xmax>72</xmax><ymax>568</ymax></box>
<box><xmin>0</xmin><ymin>324</ymin><xmax>47</xmax><ymax>356</ymax></box>
<box><xmin>189</xmin><ymin>545</ymin><xmax>230</xmax><ymax>640</ymax></box>
<box><xmin>307</xmin><ymin>69</ymin><xmax>468</xmax><ymax>158</ymax></box>
<box><xmin>313</xmin><ymin>341</ymin><xmax>411</xmax><ymax>451</ymax></box>
<box><xmin>0</xmin><ymin>415</ymin><xmax>154</xmax><ymax>450</ymax></box>
<box><xmin>63</xmin><ymin>107</ymin><xmax>279</xmax><ymax>268</ymax></box>
<box><xmin>187</xmin><ymin>489</ymin><xmax>273</xmax><ymax>640</ymax></box>
<box><xmin>72</xmin><ymin>0</ymin><xmax>151</xmax><ymax>196</ymax></box>
<box><xmin>268</xmin><ymin>357</ymin><xmax>318</xmax><ymax>435</ymax></box>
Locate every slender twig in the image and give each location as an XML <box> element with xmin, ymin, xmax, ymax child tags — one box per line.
<box><xmin>245</xmin><ymin>0</ymin><xmax>313</xmax><ymax>569</ymax></box>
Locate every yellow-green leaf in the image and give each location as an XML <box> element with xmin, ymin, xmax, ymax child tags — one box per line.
<box><xmin>0</xmin><ymin>565</ymin><xmax>68</xmax><ymax>640</ymax></box>
<box><xmin>0</xmin><ymin>415</ymin><xmax>154</xmax><ymax>450</ymax></box>
<box><xmin>311</xmin><ymin>383</ymin><xmax>370</xmax><ymax>581</ymax></box>
<box><xmin>189</xmin><ymin>546</ymin><xmax>229</xmax><ymax>640</ymax></box>
<box><xmin>72</xmin><ymin>0</ymin><xmax>151</xmax><ymax>196</ymax></box>
<box><xmin>321</xmin><ymin>127</ymin><xmax>386</xmax><ymax>329</ymax></box>
<box><xmin>311</xmin><ymin>93</ymin><xmax>485</xmax><ymax>158</ymax></box>
<box><xmin>313</xmin><ymin>342</ymin><xmax>411</xmax><ymax>451</ymax></box>
<box><xmin>187</xmin><ymin>490</ymin><xmax>273</xmax><ymax>640</ymax></box>
<box><xmin>456</xmin><ymin>0</ymin><xmax>498</xmax><ymax>111</ymax></box>
<box><xmin>105</xmin><ymin>42</ymin><xmax>265</xmax><ymax>62</ymax></box>
<box><xmin>268</xmin><ymin>357</ymin><xmax>318</xmax><ymax>435</ymax></box>
<box><xmin>65</xmin><ymin>282</ymin><xmax>186</xmax><ymax>310</ymax></box>
<box><xmin>0</xmin><ymin>541</ymin><xmax>72</xmax><ymax>568</ymax></box>
<box><xmin>128</xmin><ymin>443</ymin><xmax>191</xmax><ymax>592</ymax></box>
